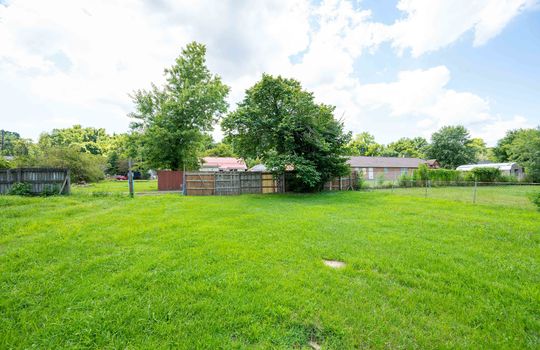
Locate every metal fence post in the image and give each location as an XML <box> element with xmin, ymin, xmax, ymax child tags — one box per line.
<box><xmin>473</xmin><ymin>178</ymin><xmax>477</xmax><ymax>204</ymax></box>
<box><xmin>128</xmin><ymin>159</ymin><xmax>134</xmax><ymax>198</ymax></box>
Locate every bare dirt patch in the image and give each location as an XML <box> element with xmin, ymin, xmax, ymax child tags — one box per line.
<box><xmin>323</xmin><ymin>259</ymin><xmax>345</xmax><ymax>268</ymax></box>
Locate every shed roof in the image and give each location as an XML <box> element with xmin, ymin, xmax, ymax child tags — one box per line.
<box><xmin>347</xmin><ymin>156</ymin><xmax>427</xmax><ymax>168</ymax></box>
<box><xmin>201</xmin><ymin>157</ymin><xmax>247</xmax><ymax>170</ymax></box>
<box><xmin>249</xmin><ymin>164</ymin><xmax>267</xmax><ymax>172</ymax></box>
<box><xmin>456</xmin><ymin>163</ymin><xmax>520</xmax><ymax>171</ymax></box>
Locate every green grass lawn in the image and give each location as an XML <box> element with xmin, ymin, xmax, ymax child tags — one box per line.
<box><xmin>72</xmin><ymin>179</ymin><xmax>158</xmax><ymax>194</ymax></box>
<box><xmin>1</xmin><ymin>190</ymin><xmax>539</xmax><ymax>348</ymax></box>
<box><xmin>377</xmin><ymin>184</ymin><xmax>539</xmax><ymax>209</ymax></box>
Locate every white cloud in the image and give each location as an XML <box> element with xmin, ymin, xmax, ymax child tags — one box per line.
<box><xmin>0</xmin><ymin>0</ymin><xmax>537</xmax><ymax>146</ymax></box>
<box><xmin>389</xmin><ymin>0</ymin><xmax>537</xmax><ymax>56</ymax></box>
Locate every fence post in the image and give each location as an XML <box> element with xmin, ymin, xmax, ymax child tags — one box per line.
<box><xmin>473</xmin><ymin>178</ymin><xmax>477</xmax><ymax>204</ymax></box>
<box><xmin>128</xmin><ymin>159</ymin><xmax>134</xmax><ymax>198</ymax></box>
<box><xmin>339</xmin><ymin>176</ymin><xmax>343</xmax><ymax>190</ymax></box>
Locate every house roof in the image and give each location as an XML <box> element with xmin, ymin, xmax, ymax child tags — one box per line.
<box><xmin>201</xmin><ymin>157</ymin><xmax>247</xmax><ymax>170</ymax></box>
<box><xmin>249</xmin><ymin>164</ymin><xmax>267</xmax><ymax>172</ymax></box>
<box><xmin>456</xmin><ymin>163</ymin><xmax>520</xmax><ymax>171</ymax></box>
<box><xmin>347</xmin><ymin>156</ymin><xmax>427</xmax><ymax>168</ymax></box>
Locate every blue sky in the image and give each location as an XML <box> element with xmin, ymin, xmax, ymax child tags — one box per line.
<box><xmin>0</xmin><ymin>0</ymin><xmax>539</xmax><ymax>145</ymax></box>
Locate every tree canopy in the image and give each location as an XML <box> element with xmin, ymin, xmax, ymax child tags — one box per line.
<box><xmin>382</xmin><ymin>137</ymin><xmax>428</xmax><ymax>158</ymax></box>
<box><xmin>346</xmin><ymin>132</ymin><xmax>384</xmax><ymax>156</ymax></box>
<box><xmin>38</xmin><ymin>125</ymin><xmax>110</xmax><ymax>155</ymax></box>
<box><xmin>494</xmin><ymin>127</ymin><xmax>540</xmax><ymax>181</ymax></box>
<box><xmin>427</xmin><ymin>125</ymin><xmax>476</xmax><ymax>169</ymax></box>
<box><xmin>222</xmin><ymin>74</ymin><xmax>351</xmax><ymax>191</ymax></box>
<box><xmin>130</xmin><ymin>42</ymin><xmax>229</xmax><ymax>170</ymax></box>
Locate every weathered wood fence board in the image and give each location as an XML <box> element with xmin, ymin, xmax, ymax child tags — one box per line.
<box><xmin>184</xmin><ymin>171</ymin><xmax>358</xmax><ymax>196</ymax></box>
<box><xmin>0</xmin><ymin>168</ymin><xmax>70</xmax><ymax>194</ymax></box>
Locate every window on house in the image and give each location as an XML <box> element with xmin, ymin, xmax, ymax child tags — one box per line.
<box><xmin>401</xmin><ymin>167</ymin><xmax>408</xmax><ymax>175</ymax></box>
<box><xmin>384</xmin><ymin>167</ymin><xmax>388</xmax><ymax>173</ymax></box>
<box><xmin>368</xmin><ymin>168</ymin><xmax>374</xmax><ymax>180</ymax></box>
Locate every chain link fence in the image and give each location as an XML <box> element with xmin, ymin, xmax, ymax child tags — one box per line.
<box><xmin>363</xmin><ymin>180</ymin><xmax>540</xmax><ymax>209</ymax></box>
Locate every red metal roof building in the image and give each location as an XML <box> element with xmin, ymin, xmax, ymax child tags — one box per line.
<box><xmin>200</xmin><ymin>157</ymin><xmax>247</xmax><ymax>172</ymax></box>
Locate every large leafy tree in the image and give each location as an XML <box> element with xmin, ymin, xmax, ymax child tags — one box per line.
<box><xmin>469</xmin><ymin>137</ymin><xmax>490</xmax><ymax>162</ymax></box>
<box><xmin>0</xmin><ymin>130</ymin><xmax>22</xmax><ymax>156</ymax></box>
<box><xmin>346</xmin><ymin>132</ymin><xmax>384</xmax><ymax>156</ymax></box>
<box><xmin>427</xmin><ymin>125</ymin><xmax>476</xmax><ymax>169</ymax></box>
<box><xmin>38</xmin><ymin>125</ymin><xmax>110</xmax><ymax>155</ymax></box>
<box><xmin>382</xmin><ymin>137</ymin><xmax>429</xmax><ymax>158</ymax></box>
<box><xmin>222</xmin><ymin>74</ymin><xmax>351</xmax><ymax>191</ymax></box>
<box><xmin>130</xmin><ymin>42</ymin><xmax>229</xmax><ymax>170</ymax></box>
<box><xmin>494</xmin><ymin>127</ymin><xmax>540</xmax><ymax>181</ymax></box>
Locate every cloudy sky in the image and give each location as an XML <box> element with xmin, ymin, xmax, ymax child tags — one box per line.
<box><xmin>1</xmin><ymin>0</ymin><xmax>539</xmax><ymax>145</ymax></box>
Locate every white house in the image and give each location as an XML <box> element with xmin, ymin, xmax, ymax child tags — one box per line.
<box><xmin>456</xmin><ymin>162</ymin><xmax>524</xmax><ymax>179</ymax></box>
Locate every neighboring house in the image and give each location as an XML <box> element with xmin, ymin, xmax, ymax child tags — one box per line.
<box><xmin>200</xmin><ymin>157</ymin><xmax>247</xmax><ymax>172</ymax></box>
<box><xmin>347</xmin><ymin>156</ymin><xmax>438</xmax><ymax>181</ymax></box>
<box><xmin>456</xmin><ymin>163</ymin><xmax>524</xmax><ymax>179</ymax></box>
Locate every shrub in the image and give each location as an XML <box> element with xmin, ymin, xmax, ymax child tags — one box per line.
<box><xmin>469</xmin><ymin>167</ymin><xmax>501</xmax><ymax>182</ymax></box>
<box><xmin>0</xmin><ymin>157</ymin><xmax>12</xmax><ymax>169</ymax></box>
<box><xmin>496</xmin><ymin>174</ymin><xmax>518</xmax><ymax>183</ymax></box>
<box><xmin>530</xmin><ymin>192</ymin><xmax>540</xmax><ymax>211</ymax></box>
<box><xmin>376</xmin><ymin>174</ymin><xmax>385</xmax><ymax>187</ymax></box>
<box><xmin>8</xmin><ymin>182</ymin><xmax>32</xmax><ymax>196</ymax></box>
<box><xmin>356</xmin><ymin>170</ymin><xmax>366</xmax><ymax>190</ymax></box>
<box><xmin>414</xmin><ymin>164</ymin><xmax>429</xmax><ymax>181</ymax></box>
<box><xmin>399</xmin><ymin>174</ymin><xmax>413</xmax><ymax>187</ymax></box>
<box><xmin>427</xmin><ymin>169</ymin><xmax>462</xmax><ymax>182</ymax></box>
<box><xmin>41</xmin><ymin>184</ymin><xmax>60</xmax><ymax>197</ymax></box>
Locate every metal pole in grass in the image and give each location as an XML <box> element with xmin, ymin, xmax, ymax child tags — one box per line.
<box><xmin>473</xmin><ymin>176</ymin><xmax>477</xmax><ymax>204</ymax></box>
<box><xmin>128</xmin><ymin>158</ymin><xmax>134</xmax><ymax>198</ymax></box>
<box><xmin>182</xmin><ymin>163</ymin><xmax>186</xmax><ymax>195</ymax></box>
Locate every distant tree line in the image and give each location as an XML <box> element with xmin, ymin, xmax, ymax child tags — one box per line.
<box><xmin>2</xmin><ymin>41</ymin><xmax>539</xmax><ymax>187</ymax></box>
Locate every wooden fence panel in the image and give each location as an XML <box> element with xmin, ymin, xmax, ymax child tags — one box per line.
<box><xmin>261</xmin><ymin>173</ymin><xmax>278</xmax><ymax>193</ymax></box>
<box><xmin>240</xmin><ymin>172</ymin><xmax>262</xmax><ymax>194</ymax></box>
<box><xmin>183</xmin><ymin>171</ymin><xmax>357</xmax><ymax>196</ymax></box>
<box><xmin>0</xmin><ymin>168</ymin><xmax>70</xmax><ymax>194</ymax></box>
<box><xmin>157</xmin><ymin>170</ymin><xmax>183</xmax><ymax>191</ymax></box>
<box><xmin>215</xmin><ymin>172</ymin><xmax>240</xmax><ymax>195</ymax></box>
<box><xmin>185</xmin><ymin>173</ymin><xmax>215</xmax><ymax>196</ymax></box>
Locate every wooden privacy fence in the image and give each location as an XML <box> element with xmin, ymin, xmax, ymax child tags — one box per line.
<box><xmin>0</xmin><ymin>168</ymin><xmax>70</xmax><ymax>195</ymax></box>
<box><xmin>157</xmin><ymin>170</ymin><xmax>183</xmax><ymax>191</ymax></box>
<box><xmin>185</xmin><ymin>171</ymin><xmax>358</xmax><ymax>196</ymax></box>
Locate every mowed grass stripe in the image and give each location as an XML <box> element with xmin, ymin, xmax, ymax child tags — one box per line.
<box><xmin>0</xmin><ymin>191</ymin><xmax>539</xmax><ymax>348</ymax></box>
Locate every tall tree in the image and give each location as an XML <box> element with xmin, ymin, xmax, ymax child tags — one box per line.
<box><xmin>222</xmin><ymin>74</ymin><xmax>351</xmax><ymax>191</ymax></box>
<box><xmin>130</xmin><ymin>42</ymin><xmax>229</xmax><ymax>170</ymax></box>
<box><xmin>0</xmin><ymin>130</ymin><xmax>22</xmax><ymax>156</ymax></box>
<box><xmin>383</xmin><ymin>137</ymin><xmax>429</xmax><ymax>158</ymax></box>
<box><xmin>495</xmin><ymin>127</ymin><xmax>540</xmax><ymax>181</ymax></box>
<box><xmin>38</xmin><ymin>125</ymin><xmax>110</xmax><ymax>155</ymax></box>
<box><xmin>470</xmin><ymin>137</ymin><xmax>489</xmax><ymax>161</ymax></box>
<box><xmin>346</xmin><ymin>132</ymin><xmax>384</xmax><ymax>156</ymax></box>
<box><xmin>493</xmin><ymin>129</ymin><xmax>522</xmax><ymax>162</ymax></box>
<box><xmin>427</xmin><ymin>125</ymin><xmax>476</xmax><ymax>169</ymax></box>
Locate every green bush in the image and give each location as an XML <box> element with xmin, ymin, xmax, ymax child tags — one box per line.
<box><xmin>399</xmin><ymin>174</ymin><xmax>413</xmax><ymax>187</ymax></box>
<box><xmin>8</xmin><ymin>182</ymin><xmax>32</xmax><ymax>196</ymax></box>
<box><xmin>414</xmin><ymin>164</ymin><xmax>429</xmax><ymax>181</ymax></box>
<box><xmin>41</xmin><ymin>184</ymin><xmax>60</xmax><ymax>197</ymax></box>
<box><xmin>427</xmin><ymin>169</ymin><xmax>462</xmax><ymax>182</ymax></box>
<box><xmin>0</xmin><ymin>157</ymin><xmax>12</xmax><ymax>169</ymax></box>
<box><xmin>530</xmin><ymin>192</ymin><xmax>540</xmax><ymax>211</ymax></box>
<box><xmin>468</xmin><ymin>167</ymin><xmax>501</xmax><ymax>182</ymax></box>
<box><xmin>356</xmin><ymin>170</ymin><xmax>366</xmax><ymax>190</ymax></box>
<box><xmin>496</xmin><ymin>174</ymin><xmax>518</xmax><ymax>183</ymax></box>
